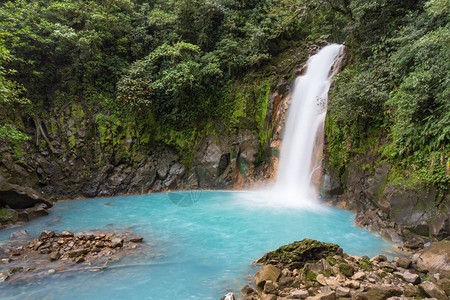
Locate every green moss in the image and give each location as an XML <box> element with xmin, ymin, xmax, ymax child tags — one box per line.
<box><xmin>68</xmin><ymin>134</ymin><xmax>76</xmax><ymax>150</ymax></box>
<box><xmin>358</xmin><ymin>257</ymin><xmax>373</xmax><ymax>272</ymax></box>
<box><xmin>323</xmin><ymin>269</ymin><xmax>332</xmax><ymax>277</ymax></box>
<box><xmin>305</xmin><ymin>270</ymin><xmax>318</xmax><ymax>282</ymax></box>
<box><xmin>0</xmin><ymin>208</ymin><xmax>15</xmax><ymax>223</ymax></box>
<box><xmin>339</xmin><ymin>263</ymin><xmax>355</xmax><ymax>277</ymax></box>
<box><xmin>326</xmin><ymin>256</ymin><xmax>340</xmax><ymax>266</ymax></box>
<box><xmin>71</xmin><ymin>104</ymin><xmax>85</xmax><ymax>120</ymax></box>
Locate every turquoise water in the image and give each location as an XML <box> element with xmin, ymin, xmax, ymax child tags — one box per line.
<box><xmin>0</xmin><ymin>191</ymin><xmax>392</xmax><ymax>299</ymax></box>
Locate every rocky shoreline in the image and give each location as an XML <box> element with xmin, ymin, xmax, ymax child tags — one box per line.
<box><xmin>223</xmin><ymin>239</ymin><xmax>450</xmax><ymax>300</ymax></box>
<box><xmin>0</xmin><ymin>230</ymin><xmax>146</xmax><ymax>284</ymax></box>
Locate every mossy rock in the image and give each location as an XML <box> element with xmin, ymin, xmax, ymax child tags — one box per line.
<box><xmin>0</xmin><ymin>208</ymin><xmax>18</xmax><ymax>223</ymax></box>
<box><xmin>326</xmin><ymin>256</ymin><xmax>340</xmax><ymax>266</ymax></box>
<box><xmin>257</xmin><ymin>239</ymin><xmax>343</xmax><ymax>270</ymax></box>
<box><xmin>358</xmin><ymin>256</ymin><xmax>373</xmax><ymax>272</ymax></box>
<box><xmin>339</xmin><ymin>263</ymin><xmax>355</xmax><ymax>277</ymax></box>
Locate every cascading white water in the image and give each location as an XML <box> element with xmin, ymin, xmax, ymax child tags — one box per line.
<box><xmin>273</xmin><ymin>44</ymin><xmax>343</xmax><ymax>205</ymax></box>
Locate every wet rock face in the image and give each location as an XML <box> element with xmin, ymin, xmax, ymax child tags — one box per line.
<box><xmin>322</xmin><ymin>152</ymin><xmax>449</xmax><ymax>242</ymax></box>
<box><xmin>193</xmin><ymin>130</ymin><xmax>260</xmax><ymax>189</ymax></box>
<box><xmin>224</xmin><ymin>239</ymin><xmax>450</xmax><ymax>300</ymax></box>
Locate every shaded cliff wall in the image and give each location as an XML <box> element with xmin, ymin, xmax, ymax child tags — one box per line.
<box><xmin>0</xmin><ymin>43</ymin><xmax>316</xmax><ymax>203</ymax></box>
<box><xmin>322</xmin><ymin>123</ymin><xmax>449</xmax><ymax>244</ymax></box>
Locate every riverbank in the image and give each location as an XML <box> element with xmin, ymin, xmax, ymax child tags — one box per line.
<box><xmin>223</xmin><ymin>239</ymin><xmax>450</xmax><ymax>300</ymax></box>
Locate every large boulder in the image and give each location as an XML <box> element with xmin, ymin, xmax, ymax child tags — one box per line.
<box><xmin>412</xmin><ymin>241</ymin><xmax>450</xmax><ymax>273</ymax></box>
<box><xmin>254</xmin><ymin>264</ymin><xmax>281</xmax><ymax>289</ymax></box>
<box><xmin>365</xmin><ymin>285</ymin><xmax>402</xmax><ymax>300</ymax></box>
<box><xmin>419</xmin><ymin>281</ymin><xmax>448</xmax><ymax>300</ymax></box>
<box><xmin>257</xmin><ymin>239</ymin><xmax>343</xmax><ymax>270</ymax></box>
<box><xmin>0</xmin><ymin>182</ymin><xmax>52</xmax><ymax>209</ymax></box>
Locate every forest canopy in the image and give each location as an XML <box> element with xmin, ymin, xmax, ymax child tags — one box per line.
<box><xmin>0</xmin><ymin>0</ymin><xmax>448</xmax><ymax>188</ymax></box>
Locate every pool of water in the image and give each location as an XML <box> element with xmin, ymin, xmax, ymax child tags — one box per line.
<box><xmin>0</xmin><ymin>191</ymin><xmax>393</xmax><ymax>299</ymax></box>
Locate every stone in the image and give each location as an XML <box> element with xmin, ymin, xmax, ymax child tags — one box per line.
<box><xmin>241</xmin><ymin>285</ymin><xmax>256</xmax><ymax>296</ymax></box>
<box><xmin>339</xmin><ymin>263</ymin><xmax>355</xmax><ymax>277</ymax></box>
<box><xmin>419</xmin><ymin>281</ymin><xmax>447</xmax><ymax>300</ymax></box>
<box><xmin>17</xmin><ymin>204</ymin><xmax>49</xmax><ymax>222</ymax></box>
<box><xmin>320</xmin><ymin>286</ymin><xmax>332</xmax><ymax>294</ymax></box>
<box><xmin>49</xmin><ymin>252</ymin><xmax>60</xmax><ymax>261</ymax></box>
<box><xmin>156</xmin><ymin>164</ymin><xmax>169</xmax><ymax>179</ymax></box>
<box><xmin>8</xmin><ymin>267</ymin><xmax>23</xmax><ymax>274</ymax></box>
<box><xmin>261</xmin><ymin>293</ymin><xmax>277</xmax><ymax>300</ymax></box>
<box><xmin>75</xmin><ymin>256</ymin><xmax>85</xmax><ymax>263</ymax></box>
<box><xmin>402</xmin><ymin>284</ymin><xmax>420</xmax><ymax>298</ymax></box>
<box><xmin>220</xmin><ymin>293</ymin><xmax>236</xmax><ymax>300</ymax></box>
<box><xmin>317</xmin><ymin>274</ymin><xmax>327</xmax><ymax>286</ymax></box>
<box><xmin>324</xmin><ymin>277</ymin><xmax>340</xmax><ymax>289</ymax></box>
<box><xmin>110</xmin><ymin>237</ymin><xmax>124</xmax><ymax>248</ymax></box>
<box><xmin>0</xmin><ymin>207</ymin><xmax>18</xmax><ymax>223</ymax></box>
<box><xmin>345</xmin><ymin>280</ymin><xmax>360</xmax><ymax>289</ymax></box>
<box><xmin>290</xmin><ymin>289</ymin><xmax>308</xmax><ymax>299</ymax></box>
<box><xmin>352</xmin><ymin>272</ymin><xmax>366</xmax><ymax>281</ymax></box>
<box><xmin>378</xmin><ymin>261</ymin><xmax>397</xmax><ymax>272</ymax></box>
<box><xmin>393</xmin><ymin>257</ymin><xmax>411</xmax><ymax>269</ymax></box>
<box><xmin>67</xmin><ymin>249</ymin><xmax>88</xmax><ymax>258</ymax></box>
<box><xmin>435</xmin><ymin>278</ymin><xmax>449</xmax><ymax>295</ymax></box>
<box><xmin>393</xmin><ymin>271</ymin><xmax>420</xmax><ymax>284</ymax></box>
<box><xmin>169</xmin><ymin>163</ymin><xmax>186</xmax><ymax>176</ymax></box>
<box><xmin>39</xmin><ymin>230</ymin><xmax>56</xmax><ymax>241</ymax></box>
<box><xmin>9</xmin><ymin>229</ymin><xmax>29</xmax><ymax>239</ymax></box>
<box><xmin>278</xmin><ymin>276</ymin><xmax>295</xmax><ymax>288</ymax></box>
<box><xmin>1</xmin><ymin>258</ymin><xmax>11</xmax><ymax>264</ymax></box>
<box><xmin>430</xmin><ymin>213</ymin><xmax>448</xmax><ymax>238</ymax></box>
<box><xmin>305</xmin><ymin>291</ymin><xmax>336</xmax><ymax>300</ymax></box>
<box><xmin>413</xmin><ymin>241</ymin><xmax>450</xmax><ymax>273</ymax></box>
<box><xmin>130</xmin><ymin>237</ymin><xmax>144</xmax><ymax>243</ymax></box>
<box><xmin>255</xmin><ymin>265</ymin><xmax>281</xmax><ymax>288</ymax></box>
<box><xmin>264</xmin><ymin>280</ymin><xmax>279</xmax><ymax>294</ymax></box>
<box><xmin>0</xmin><ymin>272</ymin><xmax>9</xmax><ymax>282</ymax></box>
<box><xmin>440</xmin><ymin>270</ymin><xmax>450</xmax><ymax>280</ymax></box>
<box><xmin>404</xmin><ymin>238</ymin><xmax>423</xmax><ymax>250</ymax></box>
<box><xmin>371</xmin><ymin>255</ymin><xmax>387</xmax><ymax>263</ymax></box>
<box><xmin>366</xmin><ymin>286</ymin><xmax>402</xmax><ymax>300</ymax></box>
<box><xmin>336</xmin><ymin>287</ymin><xmax>350</xmax><ymax>297</ymax></box>
<box><xmin>351</xmin><ymin>292</ymin><xmax>368</xmax><ymax>300</ymax></box>
<box><xmin>61</xmin><ymin>231</ymin><xmax>74</xmax><ymax>238</ymax></box>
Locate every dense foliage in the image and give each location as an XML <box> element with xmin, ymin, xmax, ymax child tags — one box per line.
<box><xmin>328</xmin><ymin>0</ymin><xmax>449</xmax><ymax>189</ymax></box>
<box><xmin>0</xmin><ymin>0</ymin><xmax>448</xmax><ymax>188</ymax></box>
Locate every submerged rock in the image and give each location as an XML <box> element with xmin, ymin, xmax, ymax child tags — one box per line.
<box><xmin>1</xmin><ymin>230</ymin><xmax>147</xmax><ymax>284</ymax></box>
<box><xmin>10</xmin><ymin>229</ymin><xmax>29</xmax><ymax>240</ymax></box>
<box><xmin>0</xmin><ymin>272</ymin><xmax>9</xmax><ymax>282</ymax></box>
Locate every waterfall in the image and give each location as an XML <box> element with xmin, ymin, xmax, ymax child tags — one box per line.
<box><xmin>273</xmin><ymin>44</ymin><xmax>343</xmax><ymax>206</ymax></box>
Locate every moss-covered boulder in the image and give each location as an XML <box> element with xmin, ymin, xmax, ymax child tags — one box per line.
<box><xmin>257</xmin><ymin>239</ymin><xmax>343</xmax><ymax>270</ymax></box>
